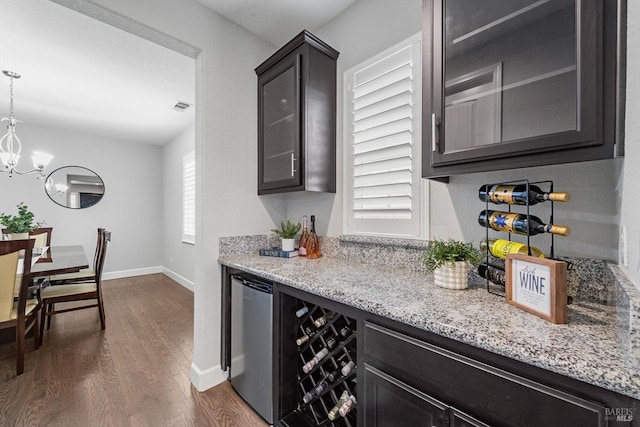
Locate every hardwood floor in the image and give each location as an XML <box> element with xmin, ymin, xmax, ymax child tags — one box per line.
<box><xmin>0</xmin><ymin>274</ymin><xmax>268</xmax><ymax>427</ymax></box>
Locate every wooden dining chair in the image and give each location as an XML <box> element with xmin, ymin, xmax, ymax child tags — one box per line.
<box><xmin>28</xmin><ymin>227</ymin><xmax>53</xmax><ymax>249</ymax></box>
<box><xmin>39</xmin><ymin>229</ymin><xmax>110</xmax><ymax>344</ymax></box>
<box><xmin>0</xmin><ymin>238</ymin><xmax>41</xmax><ymax>375</ymax></box>
<box><xmin>48</xmin><ymin>228</ymin><xmax>104</xmax><ymax>285</ymax></box>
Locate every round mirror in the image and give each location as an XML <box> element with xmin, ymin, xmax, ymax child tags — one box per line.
<box><xmin>44</xmin><ymin>166</ymin><xmax>105</xmax><ymax>209</ymax></box>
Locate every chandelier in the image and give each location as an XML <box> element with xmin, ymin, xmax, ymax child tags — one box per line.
<box><xmin>1</xmin><ymin>70</ymin><xmax>53</xmax><ymax>178</ymax></box>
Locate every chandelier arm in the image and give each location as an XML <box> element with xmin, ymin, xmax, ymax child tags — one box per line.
<box><xmin>1</xmin><ymin>70</ymin><xmax>51</xmax><ymax>180</ymax></box>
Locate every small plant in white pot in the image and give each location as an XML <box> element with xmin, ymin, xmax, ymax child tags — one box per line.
<box><xmin>0</xmin><ymin>202</ymin><xmax>42</xmax><ymax>240</ymax></box>
<box><xmin>421</xmin><ymin>239</ymin><xmax>482</xmax><ymax>290</ymax></box>
<box><xmin>271</xmin><ymin>220</ymin><xmax>301</xmax><ymax>252</ymax></box>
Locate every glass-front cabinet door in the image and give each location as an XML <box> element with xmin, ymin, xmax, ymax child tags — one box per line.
<box><xmin>423</xmin><ymin>0</ymin><xmax>621</xmax><ymax>179</ymax></box>
<box><xmin>258</xmin><ymin>54</ymin><xmax>301</xmax><ymax>192</ymax></box>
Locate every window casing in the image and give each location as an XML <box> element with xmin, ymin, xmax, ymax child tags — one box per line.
<box><xmin>344</xmin><ymin>33</ymin><xmax>427</xmax><ymax>238</ymax></box>
<box><xmin>182</xmin><ymin>151</ymin><xmax>195</xmax><ymax>244</ymax></box>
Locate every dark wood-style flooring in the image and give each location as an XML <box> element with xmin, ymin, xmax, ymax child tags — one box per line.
<box><xmin>0</xmin><ymin>274</ymin><xmax>268</xmax><ymax>427</ymax></box>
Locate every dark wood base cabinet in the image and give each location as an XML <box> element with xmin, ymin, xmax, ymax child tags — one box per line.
<box><xmin>363</xmin><ymin>321</ymin><xmax>619</xmax><ymax>427</ymax></box>
<box><xmin>221</xmin><ymin>267</ymin><xmax>638</xmax><ymax>427</ymax></box>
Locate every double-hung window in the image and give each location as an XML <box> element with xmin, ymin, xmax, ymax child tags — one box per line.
<box><xmin>344</xmin><ymin>33</ymin><xmax>426</xmax><ymax>238</ymax></box>
<box><xmin>182</xmin><ymin>151</ymin><xmax>195</xmax><ymax>244</ymax></box>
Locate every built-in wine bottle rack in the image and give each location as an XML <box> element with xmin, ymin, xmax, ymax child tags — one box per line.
<box><xmin>480</xmin><ymin>179</ymin><xmax>555</xmax><ymax>297</ymax></box>
<box><xmin>294</xmin><ymin>300</ymin><xmax>357</xmax><ymax>427</ymax></box>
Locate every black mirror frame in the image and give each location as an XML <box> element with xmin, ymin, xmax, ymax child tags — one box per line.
<box><xmin>44</xmin><ymin>165</ymin><xmax>105</xmax><ymax>209</ymax></box>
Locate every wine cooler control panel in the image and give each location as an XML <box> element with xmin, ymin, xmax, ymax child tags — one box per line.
<box><xmin>292</xmin><ymin>300</ymin><xmax>357</xmax><ymax>427</ymax></box>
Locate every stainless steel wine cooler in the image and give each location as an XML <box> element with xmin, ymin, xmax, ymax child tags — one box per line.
<box><xmin>230</xmin><ymin>274</ymin><xmax>274</xmax><ymax>424</ymax></box>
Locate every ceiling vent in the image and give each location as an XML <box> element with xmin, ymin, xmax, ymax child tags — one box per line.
<box><xmin>172</xmin><ymin>101</ymin><xmax>192</xmax><ymax>112</ymax></box>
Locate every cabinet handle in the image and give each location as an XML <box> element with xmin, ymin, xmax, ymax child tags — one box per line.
<box><xmin>431</xmin><ymin>113</ymin><xmax>438</xmax><ymax>152</ymax></box>
<box><xmin>291</xmin><ymin>153</ymin><xmax>297</xmax><ymax>177</ymax></box>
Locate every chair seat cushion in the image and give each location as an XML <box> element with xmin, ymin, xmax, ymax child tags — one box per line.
<box><xmin>49</xmin><ymin>269</ymin><xmax>95</xmax><ymax>282</ymax></box>
<box><xmin>41</xmin><ymin>283</ymin><xmax>97</xmax><ymax>299</ymax></box>
<box><xmin>6</xmin><ymin>299</ymin><xmax>39</xmax><ymax>321</ymax></box>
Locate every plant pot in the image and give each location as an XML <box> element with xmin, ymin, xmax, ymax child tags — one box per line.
<box><xmin>433</xmin><ymin>261</ymin><xmax>468</xmax><ymax>290</ymax></box>
<box><xmin>281</xmin><ymin>238</ymin><xmax>295</xmax><ymax>252</ymax></box>
<box><xmin>9</xmin><ymin>232</ymin><xmax>29</xmax><ymax>240</ymax></box>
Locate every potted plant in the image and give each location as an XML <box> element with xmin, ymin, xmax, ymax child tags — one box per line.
<box><xmin>271</xmin><ymin>220</ymin><xmax>301</xmax><ymax>252</ymax></box>
<box><xmin>0</xmin><ymin>202</ymin><xmax>42</xmax><ymax>239</ymax></box>
<box><xmin>421</xmin><ymin>238</ymin><xmax>482</xmax><ymax>289</ymax></box>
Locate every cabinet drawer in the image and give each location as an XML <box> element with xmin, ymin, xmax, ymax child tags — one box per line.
<box><xmin>364</xmin><ymin>322</ymin><xmax>607</xmax><ymax>427</ymax></box>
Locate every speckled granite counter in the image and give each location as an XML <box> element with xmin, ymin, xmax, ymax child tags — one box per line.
<box><xmin>219</xmin><ymin>237</ymin><xmax>640</xmax><ymax>401</ymax></box>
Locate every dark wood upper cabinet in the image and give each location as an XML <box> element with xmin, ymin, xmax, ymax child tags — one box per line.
<box><xmin>422</xmin><ymin>0</ymin><xmax>626</xmax><ymax>180</ymax></box>
<box><xmin>256</xmin><ymin>30</ymin><xmax>339</xmax><ymax>195</ymax></box>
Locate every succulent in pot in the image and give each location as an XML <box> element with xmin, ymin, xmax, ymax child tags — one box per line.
<box><xmin>271</xmin><ymin>220</ymin><xmax>301</xmax><ymax>252</ymax></box>
<box><xmin>421</xmin><ymin>238</ymin><xmax>482</xmax><ymax>289</ymax></box>
<box><xmin>0</xmin><ymin>202</ymin><xmax>43</xmax><ymax>239</ymax></box>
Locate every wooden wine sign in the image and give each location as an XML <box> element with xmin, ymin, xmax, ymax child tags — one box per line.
<box><xmin>505</xmin><ymin>254</ymin><xmax>568</xmax><ymax>324</ymax></box>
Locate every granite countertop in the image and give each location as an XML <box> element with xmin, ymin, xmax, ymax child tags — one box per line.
<box><xmin>219</xmin><ymin>253</ymin><xmax>640</xmax><ymax>400</ymax></box>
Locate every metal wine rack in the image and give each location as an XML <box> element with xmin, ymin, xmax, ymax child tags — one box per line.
<box><xmin>293</xmin><ymin>300</ymin><xmax>357</xmax><ymax>427</ymax></box>
<box><xmin>480</xmin><ymin>179</ymin><xmax>556</xmax><ymax>297</ymax></box>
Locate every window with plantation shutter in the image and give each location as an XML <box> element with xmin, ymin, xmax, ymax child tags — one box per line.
<box><xmin>344</xmin><ymin>33</ymin><xmax>427</xmax><ymax>238</ymax></box>
<box><xmin>182</xmin><ymin>151</ymin><xmax>195</xmax><ymax>244</ymax></box>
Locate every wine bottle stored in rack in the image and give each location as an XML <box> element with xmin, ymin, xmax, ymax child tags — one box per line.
<box><xmin>480</xmin><ymin>238</ymin><xmax>545</xmax><ymax>259</ymax></box>
<box><xmin>479</xmin><ymin>184</ymin><xmax>570</xmax><ymax>205</ymax></box>
<box><xmin>292</xmin><ymin>300</ymin><xmax>357</xmax><ymax>426</ymax></box>
<box><xmin>478</xmin><ymin>210</ymin><xmax>570</xmax><ymax>237</ymax></box>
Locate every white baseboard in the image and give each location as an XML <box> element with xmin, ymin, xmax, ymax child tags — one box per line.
<box><xmin>162</xmin><ymin>267</ymin><xmax>194</xmax><ymax>292</ymax></box>
<box><xmin>102</xmin><ymin>266</ymin><xmax>163</xmax><ymax>281</ymax></box>
<box><xmin>190</xmin><ymin>362</ymin><xmax>227</xmax><ymax>392</ymax></box>
<box><xmin>102</xmin><ymin>267</ymin><xmax>194</xmax><ymax>293</ymax></box>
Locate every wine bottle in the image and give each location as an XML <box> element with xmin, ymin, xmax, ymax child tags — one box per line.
<box><xmin>478</xmin><ymin>210</ymin><xmax>570</xmax><ymax>236</ymax></box>
<box><xmin>479</xmin><ymin>184</ymin><xmax>570</xmax><ymax>205</ymax></box>
<box><xmin>480</xmin><ymin>238</ymin><xmax>545</xmax><ymax>259</ymax></box>
<box><xmin>339</xmin><ymin>325</ymin><xmax>352</xmax><ymax>339</ymax></box>
<box><xmin>302</xmin><ymin>348</ymin><xmax>329</xmax><ymax>373</ymax></box>
<box><xmin>325</xmin><ymin>336</ymin><xmax>337</xmax><ymax>350</ymax></box>
<box><xmin>326</xmin><ymin>369</ymin><xmax>340</xmax><ymax>383</ymax></box>
<box><xmin>296</xmin><ymin>334</ymin><xmax>310</xmax><ymax>346</ymax></box>
<box><xmin>306</xmin><ymin>215</ymin><xmax>321</xmax><ymax>259</ymax></box>
<box><xmin>295</xmin><ymin>306</ymin><xmax>309</xmax><ymax>318</ymax></box>
<box><xmin>314</xmin><ymin>311</ymin><xmax>335</xmax><ymax>328</ymax></box>
<box><xmin>341</xmin><ymin>360</ymin><xmax>355</xmax><ymax>376</ymax></box>
<box><xmin>298</xmin><ymin>215</ymin><xmax>309</xmax><ymax>256</ymax></box>
<box><xmin>478</xmin><ymin>263</ymin><xmax>573</xmax><ymax>304</ymax></box>
<box><xmin>477</xmin><ymin>263</ymin><xmax>506</xmax><ymax>286</ymax></box>
<box><xmin>302</xmin><ymin>391</ymin><xmax>314</xmax><ymax>404</ymax></box>
<box><xmin>328</xmin><ymin>391</ymin><xmax>350</xmax><ymax>420</ymax></box>
<box><xmin>314</xmin><ymin>380</ymin><xmax>329</xmax><ymax>395</ymax></box>
<box><xmin>338</xmin><ymin>395</ymin><xmax>357</xmax><ymax>417</ymax></box>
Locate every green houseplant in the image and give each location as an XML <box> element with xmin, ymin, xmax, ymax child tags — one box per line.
<box><xmin>0</xmin><ymin>202</ymin><xmax>42</xmax><ymax>236</ymax></box>
<box><xmin>271</xmin><ymin>220</ymin><xmax>301</xmax><ymax>252</ymax></box>
<box><xmin>421</xmin><ymin>238</ymin><xmax>482</xmax><ymax>289</ymax></box>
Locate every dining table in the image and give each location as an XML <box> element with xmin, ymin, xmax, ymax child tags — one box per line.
<box><xmin>30</xmin><ymin>245</ymin><xmax>89</xmax><ymax>277</ymax></box>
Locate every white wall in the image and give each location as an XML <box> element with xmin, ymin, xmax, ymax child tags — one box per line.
<box><xmin>620</xmin><ymin>2</ymin><xmax>640</xmax><ymax>288</ymax></box>
<box><xmin>163</xmin><ymin>124</ymin><xmax>195</xmax><ymax>288</ymax></box>
<box><xmin>0</xmin><ymin>122</ymin><xmax>164</xmax><ymax>275</ymax></box>
<box><xmin>84</xmin><ymin>0</ymin><xmax>278</xmax><ymax>390</ymax></box>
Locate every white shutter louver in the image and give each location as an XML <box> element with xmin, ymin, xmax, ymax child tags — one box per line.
<box><xmin>182</xmin><ymin>152</ymin><xmax>196</xmax><ymax>243</ymax></box>
<box><xmin>351</xmin><ymin>44</ymin><xmax>415</xmax><ymax>221</ymax></box>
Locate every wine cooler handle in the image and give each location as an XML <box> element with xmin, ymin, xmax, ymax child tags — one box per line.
<box><xmin>431</xmin><ymin>113</ymin><xmax>438</xmax><ymax>152</ymax></box>
<box><xmin>291</xmin><ymin>153</ymin><xmax>297</xmax><ymax>177</ymax></box>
